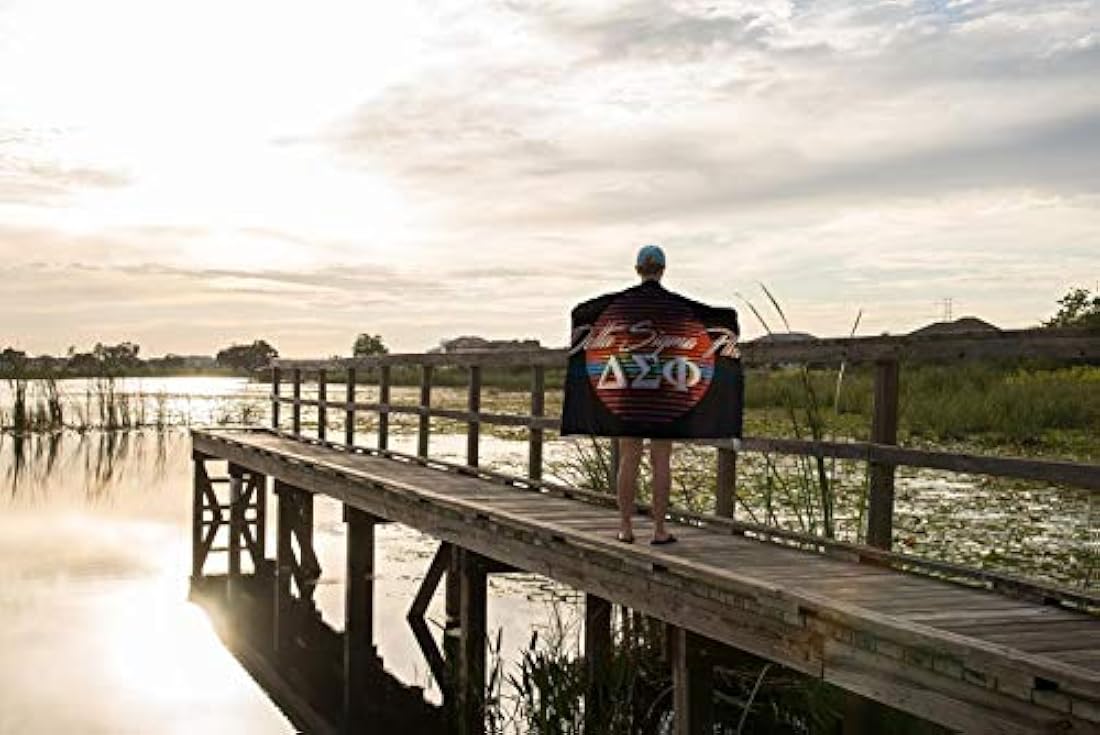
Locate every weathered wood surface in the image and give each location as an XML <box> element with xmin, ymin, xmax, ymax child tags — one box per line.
<box><xmin>272</xmin><ymin>326</ymin><xmax>1100</xmax><ymax>370</ymax></box>
<box><xmin>193</xmin><ymin>428</ymin><xmax>1100</xmax><ymax>734</ymax></box>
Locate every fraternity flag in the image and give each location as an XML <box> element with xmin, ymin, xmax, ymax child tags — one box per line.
<box><xmin>562</xmin><ymin>280</ymin><xmax>744</xmax><ymax>439</ymax></box>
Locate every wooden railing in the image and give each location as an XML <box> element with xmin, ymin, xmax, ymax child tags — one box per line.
<box><xmin>268</xmin><ymin>327</ymin><xmax>1100</xmax><ymax>607</ymax></box>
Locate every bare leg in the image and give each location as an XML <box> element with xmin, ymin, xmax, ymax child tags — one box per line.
<box><xmin>616</xmin><ymin>438</ymin><xmax>643</xmax><ymax>540</ymax></box>
<box><xmin>649</xmin><ymin>440</ymin><xmax>672</xmax><ymax>541</ymax></box>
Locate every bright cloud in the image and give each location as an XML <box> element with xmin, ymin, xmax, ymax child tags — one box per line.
<box><xmin>1</xmin><ymin>0</ymin><xmax>1098</xmax><ymax>355</ymax></box>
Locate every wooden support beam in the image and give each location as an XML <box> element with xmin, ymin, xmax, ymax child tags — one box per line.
<box><xmin>715</xmin><ymin>447</ymin><xmax>737</xmax><ymax>518</ymax></box>
<box><xmin>407</xmin><ymin>543</ymin><xmax>450</xmax><ymax>692</ymax></box>
<box><xmin>345</xmin><ymin>368</ymin><xmax>356</xmax><ymax>448</ymax></box>
<box><xmin>867</xmin><ymin>359</ymin><xmax>900</xmax><ymax>549</ymax></box>
<box><xmin>317</xmin><ymin>369</ymin><xmax>328</xmax><ymax>442</ymax></box>
<box><xmin>191</xmin><ymin>453</ymin><xmax>206</xmax><ymax>578</ymax></box>
<box><xmin>418</xmin><ymin>365</ymin><xmax>432</xmax><ymax>459</ymax></box>
<box><xmin>292</xmin><ymin>368</ymin><xmax>302</xmax><ymax>437</ymax></box>
<box><xmin>227</xmin><ymin>464</ymin><xmax>245</xmax><ymax>588</ymax></box>
<box><xmin>668</xmin><ymin>625</ymin><xmax>714</xmax><ymax>735</ymax></box>
<box><xmin>585</xmin><ymin>594</ymin><xmax>612</xmax><ymax>732</ymax></box>
<box><xmin>457</xmin><ymin>548</ymin><xmax>488</xmax><ymax>735</ymax></box>
<box><xmin>274</xmin><ymin>480</ymin><xmax>295</xmax><ymax>657</ymax></box>
<box><xmin>378</xmin><ymin>365</ymin><xmax>391</xmax><ymax>451</ymax></box>
<box><xmin>271</xmin><ymin>366</ymin><xmax>281</xmax><ymax>430</ymax></box>
<box><xmin>529</xmin><ymin>365</ymin><xmax>545</xmax><ymax>481</ymax></box>
<box><xmin>409</xmin><ymin>543</ymin><xmax>450</xmax><ymax>622</ymax></box>
<box><xmin>343</xmin><ymin>505</ymin><xmax>375</xmax><ymax>732</ymax></box>
<box><xmin>444</xmin><ymin>543</ymin><xmax>461</xmax><ymax>704</ymax></box>
<box><xmin>248</xmin><ymin>471</ymin><xmax>267</xmax><ymax>570</ymax></box>
<box><xmin>467</xmin><ymin>365</ymin><xmax>481</xmax><ymax>468</ymax></box>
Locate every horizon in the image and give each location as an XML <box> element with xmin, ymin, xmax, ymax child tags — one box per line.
<box><xmin>2</xmin><ymin>1</ymin><xmax>1098</xmax><ymax>358</ymax></box>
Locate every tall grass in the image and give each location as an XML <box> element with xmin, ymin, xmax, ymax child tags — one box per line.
<box><xmin>743</xmin><ymin>363</ymin><xmax>1100</xmax><ymax>443</ymax></box>
<box><xmin>737</xmin><ymin>286</ymin><xmax>863</xmax><ymax>539</ymax></box>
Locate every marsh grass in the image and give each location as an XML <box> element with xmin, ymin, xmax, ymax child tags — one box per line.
<box><xmin>483</xmin><ymin>599</ymin><xmax>937</xmax><ymax>734</ymax></box>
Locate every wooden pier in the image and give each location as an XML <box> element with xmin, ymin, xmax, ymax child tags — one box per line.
<box><xmin>189</xmin><ymin>327</ymin><xmax>1100</xmax><ymax>734</ymax></box>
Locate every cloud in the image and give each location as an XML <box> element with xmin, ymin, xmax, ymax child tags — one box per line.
<box><xmin>2</xmin><ymin>1</ymin><xmax>1098</xmax><ymax>354</ymax></box>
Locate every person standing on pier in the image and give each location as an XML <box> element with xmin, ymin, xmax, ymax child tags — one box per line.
<box><xmin>562</xmin><ymin>245</ymin><xmax>744</xmax><ymax>546</ymax></box>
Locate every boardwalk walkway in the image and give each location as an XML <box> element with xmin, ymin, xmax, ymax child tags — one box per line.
<box><xmin>193</xmin><ymin>427</ymin><xmax>1100</xmax><ymax>734</ymax></box>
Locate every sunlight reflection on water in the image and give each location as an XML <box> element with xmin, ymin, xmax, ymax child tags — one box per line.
<box><xmin>0</xmin><ymin>377</ymin><xmax>584</xmax><ymax>732</ymax></box>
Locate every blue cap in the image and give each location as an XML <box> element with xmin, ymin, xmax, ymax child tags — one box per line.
<box><xmin>636</xmin><ymin>244</ymin><xmax>666</xmax><ymax>269</ymax></box>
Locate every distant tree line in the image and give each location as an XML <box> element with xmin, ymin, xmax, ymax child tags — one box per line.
<box><xmin>0</xmin><ymin>339</ymin><xmax>281</xmax><ymax>378</ymax></box>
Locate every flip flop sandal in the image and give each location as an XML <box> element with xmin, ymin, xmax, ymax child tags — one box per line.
<box><xmin>650</xmin><ymin>534</ymin><xmax>678</xmax><ymax>546</ymax></box>
<box><xmin>616</xmin><ymin>532</ymin><xmax>635</xmax><ymax>544</ymax></box>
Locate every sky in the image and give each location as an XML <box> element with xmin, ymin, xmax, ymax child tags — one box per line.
<box><xmin>1</xmin><ymin>0</ymin><xmax>1098</xmax><ymax>357</ymax></box>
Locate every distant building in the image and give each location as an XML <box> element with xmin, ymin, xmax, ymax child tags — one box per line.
<box><xmin>433</xmin><ymin>336</ymin><xmax>543</xmax><ymax>354</ymax></box>
<box><xmin>746</xmin><ymin>332</ymin><xmax>817</xmax><ymax>344</ymax></box>
<box><xmin>909</xmin><ymin>317</ymin><xmax>999</xmax><ymax>337</ymax></box>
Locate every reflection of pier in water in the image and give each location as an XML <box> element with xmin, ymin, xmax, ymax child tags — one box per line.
<box><xmin>188</xmin><ymin>465</ymin><xmax>446</xmax><ymax>735</ymax></box>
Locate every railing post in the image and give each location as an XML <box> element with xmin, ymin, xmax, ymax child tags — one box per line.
<box><xmin>317</xmin><ymin>368</ymin><xmax>327</xmax><ymax>442</ymax></box>
<box><xmin>418</xmin><ymin>365</ymin><xmax>433</xmax><ymax>459</ymax></box>
<box><xmin>467</xmin><ymin>365</ymin><xmax>481</xmax><ymax>468</ymax></box>
<box><xmin>867</xmin><ymin>359</ymin><xmax>900</xmax><ymax>549</ymax></box>
<box><xmin>529</xmin><ymin>365</ymin><xmax>545</xmax><ymax>481</ymax></box>
<box><xmin>378</xmin><ymin>365</ymin><xmax>391</xmax><ymax>451</ymax></box>
<box><xmin>344</xmin><ymin>505</ymin><xmax>375</xmax><ymax>731</ymax></box>
<box><xmin>345</xmin><ymin>368</ymin><xmax>356</xmax><ymax>448</ymax></box>
<box><xmin>271</xmin><ymin>366</ymin><xmax>281</xmax><ymax>430</ymax></box>
<box><xmin>715</xmin><ymin>447</ymin><xmax>737</xmax><ymax>518</ymax></box>
<box><xmin>292</xmin><ymin>368</ymin><xmax>302</xmax><ymax>437</ymax></box>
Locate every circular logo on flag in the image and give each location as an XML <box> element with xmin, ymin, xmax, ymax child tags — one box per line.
<box><xmin>584</xmin><ymin>293</ymin><xmax>714</xmax><ymax>423</ymax></box>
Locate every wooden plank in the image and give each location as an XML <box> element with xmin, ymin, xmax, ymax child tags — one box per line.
<box><xmin>418</xmin><ymin>365</ymin><xmax>432</xmax><ymax>459</ymax></box>
<box><xmin>467</xmin><ymin>365</ymin><xmax>480</xmax><ymax>468</ymax></box>
<box><xmin>240</xmin><ymin>427</ymin><xmax>1100</xmax><ymax>610</ymax></box>
<box><xmin>866</xmin><ymin>359</ymin><xmax>899</xmax><ymax>549</ymax></box>
<box><xmin>193</xmin><ymin>431</ymin><xmax>1100</xmax><ymax>722</ymax></box>
<box><xmin>345</xmin><ymin>368</ymin><xmax>356</xmax><ymax>448</ymax></box>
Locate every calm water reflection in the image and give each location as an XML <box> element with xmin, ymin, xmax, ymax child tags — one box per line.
<box><xmin>0</xmin><ymin>430</ymin><xmax>293</xmax><ymax>734</ymax></box>
<box><xmin>0</xmin><ymin>377</ymin><xmax>581</xmax><ymax>733</ymax></box>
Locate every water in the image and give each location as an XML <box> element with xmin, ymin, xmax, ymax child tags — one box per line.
<box><xmin>0</xmin><ymin>378</ymin><xmax>583</xmax><ymax>734</ymax></box>
<box><xmin>1</xmin><ymin>377</ymin><xmax>1095</xmax><ymax>732</ymax></box>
